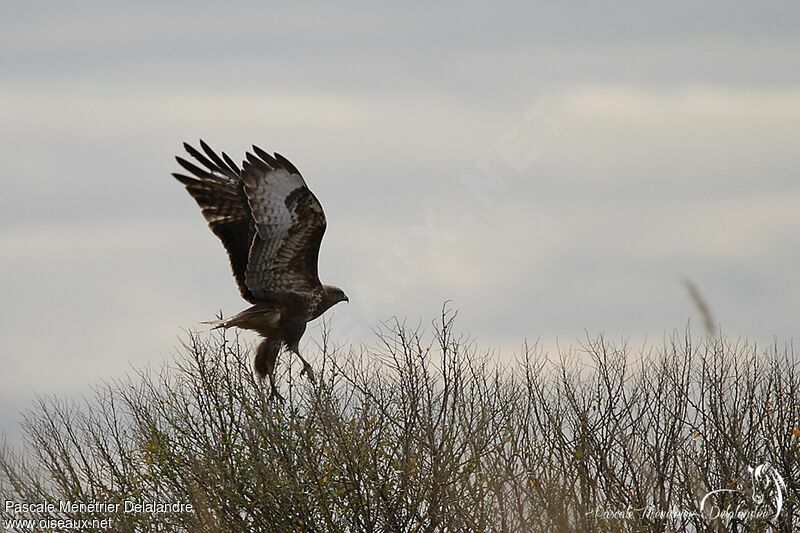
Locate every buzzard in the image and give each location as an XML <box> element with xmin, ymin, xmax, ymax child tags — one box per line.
<box><xmin>173</xmin><ymin>141</ymin><xmax>348</xmax><ymax>399</ymax></box>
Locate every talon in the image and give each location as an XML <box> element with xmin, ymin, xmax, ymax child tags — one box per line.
<box><xmin>301</xmin><ymin>364</ymin><xmax>317</xmax><ymax>385</ymax></box>
<box><xmin>268</xmin><ymin>389</ymin><xmax>285</xmax><ymax>403</ymax></box>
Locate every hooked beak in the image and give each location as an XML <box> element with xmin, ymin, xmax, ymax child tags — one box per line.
<box><xmin>344</xmin><ymin>296</ymin><xmax>350</xmax><ymax>303</ymax></box>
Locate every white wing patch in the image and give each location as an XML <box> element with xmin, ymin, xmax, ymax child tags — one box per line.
<box><xmin>241</xmin><ymin>162</ymin><xmax>324</xmax><ymax>297</ymax></box>
<box><xmin>244</xmin><ymin>168</ymin><xmax>306</xmax><ymax>239</ymax></box>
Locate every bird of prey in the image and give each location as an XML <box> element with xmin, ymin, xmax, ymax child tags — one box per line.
<box><xmin>173</xmin><ymin>141</ymin><xmax>348</xmax><ymax>399</ymax></box>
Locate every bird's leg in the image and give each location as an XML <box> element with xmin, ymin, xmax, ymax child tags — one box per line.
<box><xmin>288</xmin><ymin>341</ymin><xmax>316</xmax><ymax>385</ymax></box>
<box><xmin>267</xmin><ymin>373</ymin><xmax>285</xmax><ymax>403</ymax></box>
<box><xmin>255</xmin><ymin>338</ymin><xmax>284</xmax><ymax>401</ymax></box>
<box><xmin>264</xmin><ymin>350</ymin><xmax>285</xmax><ymax>402</ymax></box>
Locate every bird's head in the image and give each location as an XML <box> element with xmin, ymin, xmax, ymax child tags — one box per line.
<box><xmin>322</xmin><ymin>284</ymin><xmax>349</xmax><ymax>306</ymax></box>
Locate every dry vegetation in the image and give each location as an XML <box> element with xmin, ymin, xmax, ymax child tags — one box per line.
<box><xmin>1</xmin><ymin>308</ymin><xmax>798</xmax><ymax>532</ymax></box>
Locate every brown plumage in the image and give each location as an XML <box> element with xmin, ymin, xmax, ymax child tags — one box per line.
<box><xmin>173</xmin><ymin>141</ymin><xmax>348</xmax><ymax>400</ymax></box>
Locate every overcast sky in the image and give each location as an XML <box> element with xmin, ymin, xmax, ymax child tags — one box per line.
<box><xmin>2</xmin><ymin>1</ymin><xmax>799</xmax><ymax>439</ymax></box>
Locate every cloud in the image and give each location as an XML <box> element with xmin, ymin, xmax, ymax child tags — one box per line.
<box><xmin>2</xmin><ymin>2</ymin><xmax>800</xmax><ymax>442</ymax></box>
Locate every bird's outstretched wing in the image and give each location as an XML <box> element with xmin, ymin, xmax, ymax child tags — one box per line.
<box><xmin>240</xmin><ymin>146</ymin><xmax>327</xmax><ymax>301</ymax></box>
<box><xmin>173</xmin><ymin>141</ymin><xmax>259</xmax><ymax>302</ymax></box>
<box><xmin>173</xmin><ymin>141</ymin><xmax>326</xmax><ymax>304</ymax></box>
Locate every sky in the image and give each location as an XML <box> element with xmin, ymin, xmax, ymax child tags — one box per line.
<box><xmin>2</xmin><ymin>2</ymin><xmax>799</xmax><ymax>440</ymax></box>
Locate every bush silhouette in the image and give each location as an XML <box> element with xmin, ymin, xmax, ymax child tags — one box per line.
<box><xmin>1</xmin><ymin>309</ymin><xmax>798</xmax><ymax>532</ymax></box>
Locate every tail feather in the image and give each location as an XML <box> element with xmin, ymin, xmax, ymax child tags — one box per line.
<box><xmin>200</xmin><ymin>318</ymin><xmax>228</xmax><ymax>330</ymax></box>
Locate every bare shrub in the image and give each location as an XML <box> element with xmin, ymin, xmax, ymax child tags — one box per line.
<box><xmin>1</xmin><ymin>309</ymin><xmax>798</xmax><ymax>532</ymax></box>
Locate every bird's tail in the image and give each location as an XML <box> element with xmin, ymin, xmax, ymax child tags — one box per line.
<box><xmin>200</xmin><ymin>318</ymin><xmax>228</xmax><ymax>330</ymax></box>
<box><xmin>200</xmin><ymin>310</ymin><xmax>231</xmax><ymax>330</ymax></box>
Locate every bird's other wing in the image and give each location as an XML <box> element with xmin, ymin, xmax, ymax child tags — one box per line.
<box><xmin>240</xmin><ymin>146</ymin><xmax>327</xmax><ymax>302</ymax></box>
<box><xmin>172</xmin><ymin>141</ymin><xmax>259</xmax><ymax>302</ymax></box>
